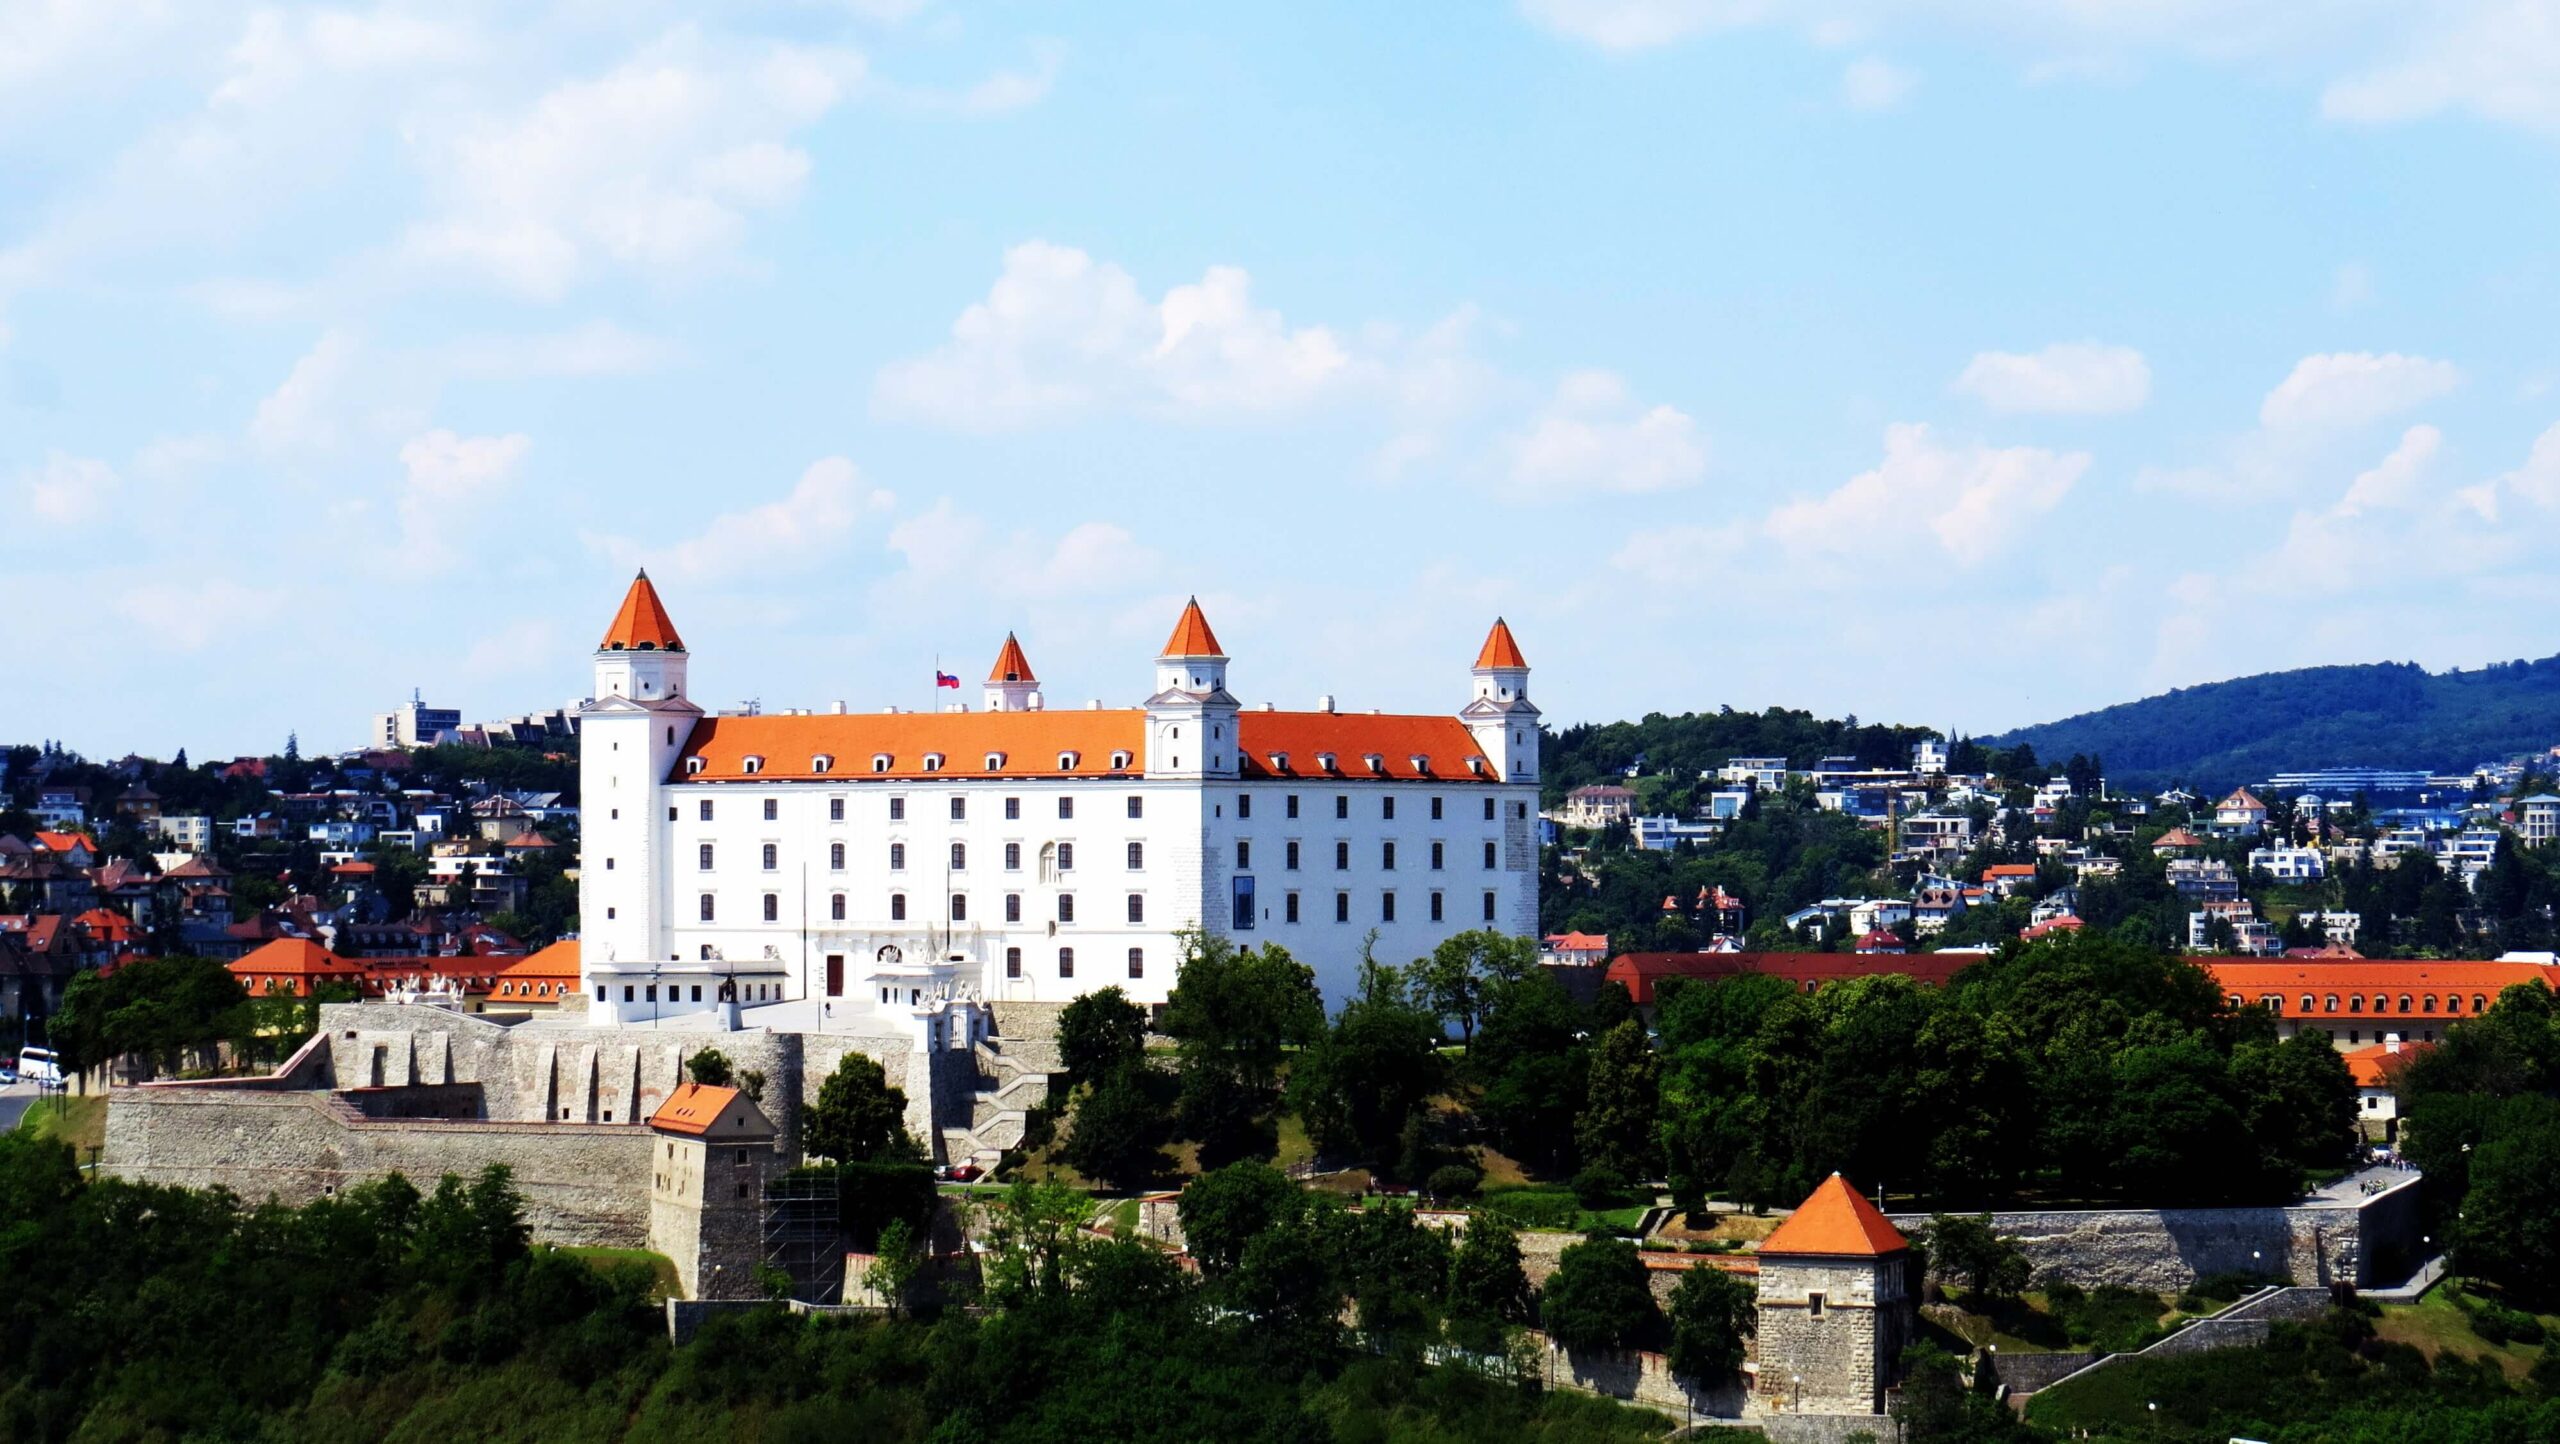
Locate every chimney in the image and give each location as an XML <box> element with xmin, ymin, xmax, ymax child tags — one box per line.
<box><xmin>1029</xmin><ymin>690</ymin><xmax>1044</xmax><ymax>711</ymax></box>
<box><xmin>1087</xmin><ymin>699</ymin><xmax>1102</xmax><ymax>710</ymax></box>
<box><xmin>830</xmin><ymin>700</ymin><xmax>846</xmax><ymax>715</ymax></box>
<box><xmin>1318</xmin><ymin>694</ymin><xmax>1335</xmax><ymax>714</ymax></box>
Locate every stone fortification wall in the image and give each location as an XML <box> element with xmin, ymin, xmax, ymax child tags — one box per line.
<box><xmin>1886</xmin><ymin>1181</ymin><xmax>2417</xmax><ymax>1292</ymax></box>
<box><xmin>103</xmin><ymin>1085</ymin><xmax>652</xmax><ymax>1246</ymax></box>
<box><xmin>1543</xmin><ymin>1340</ymin><xmax>1747</xmax><ymax>1419</ymax></box>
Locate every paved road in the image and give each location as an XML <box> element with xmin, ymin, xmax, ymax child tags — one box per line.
<box><xmin>0</xmin><ymin>1080</ymin><xmax>36</xmax><ymax>1134</ymax></box>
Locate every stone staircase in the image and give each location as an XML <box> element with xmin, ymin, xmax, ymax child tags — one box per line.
<box><xmin>939</xmin><ymin>1034</ymin><xmax>1057</xmax><ymax>1168</ymax></box>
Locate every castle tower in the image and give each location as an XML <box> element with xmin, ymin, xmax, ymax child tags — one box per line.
<box><xmin>579</xmin><ymin>571</ymin><xmax>703</xmax><ymax>996</ymax></box>
<box><xmin>984</xmin><ymin>633</ymin><xmax>1041</xmax><ymax>713</ymax></box>
<box><xmin>1144</xmin><ymin>597</ymin><xmax>1239</xmax><ymax>780</ymax></box>
<box><xmin>1752</xmin><ymin>1174</ymin><xmax>1914</xmax><ymax>1415</ymax></box>
<box><xmin>646</xmin><ymin>1081</ymin><xmax>784</xmax><ymax>1300</ymax></box>
<box><xmin>1461</xmin><ymin>618</ymin><xmax>1539</xmax><ymax>783</ymax></box>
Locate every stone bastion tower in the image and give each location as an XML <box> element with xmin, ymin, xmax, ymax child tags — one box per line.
<box><xmin>1753</xmin><ymin>1173</ymin><xmax>1916</xmax><ymax>1415</ymax></box>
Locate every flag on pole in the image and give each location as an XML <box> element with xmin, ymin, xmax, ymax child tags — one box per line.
<box><xmin>935</xmin><ymin>671</ymin><xmax>960</xmax><ymax>689</ymax></box>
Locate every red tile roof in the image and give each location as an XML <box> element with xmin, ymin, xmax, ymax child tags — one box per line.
<box><xmin>1760</xmin><ymin>1174</ymin><xmax>1908</xmax><ymax>1257</ymax></box>
<box><xmin>651</xmin><ymin>1081</ymin><xmax>742</xmax><ymax>1135</ymax></box>
<box><xmin>1159</xmin><ymin>597</ymin><xmax>1225</xmax><ymax>658</ymax></box>
<box><xmin>1473</xmin><ymin>618</ymin><xmax>1528</xmax><ymax>670</ymax></box>
<box><xmin>1544</xmin><ymin>931</ymin><xmax>1611</xmax><ymax>951</ymax></box>
<box><xmin>600</xmin><ymin>569</ymin><xmax>684</xmax><ymax>652</ymax></box>
<box><xmin>2343</xmin><ymin>1041</ymin><xmax>2432</xmax><ymax>1088</ymax></box>
<box><xmin>34</xmin><ymin>832</ymin><xmax>93</xmax><ymax>855</ymax></box>
<box><xmin>500</xmin><ymin>938</ymin><xmax>580</xmax><ymax>983</ymax></box>
<box><xmin>1982</xmin><ymin>864</ymin><xmax>2037</xmax><ymax>880</ymax></box>
<box><xmin>2204</xmin><ymin>957</ymin><xmax>2551</xmax><ymax>1021</ymax></box>
<box><xmin>1238</xmin><ymin>713</ymin><xmax>1495</xmax><ymax>784</ymax></box>
<box><xmin>987</xmin><ymin>632</ymin><xmax>1037</xmax><ymax>684</ymax></box>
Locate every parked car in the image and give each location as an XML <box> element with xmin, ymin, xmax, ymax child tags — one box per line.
<box><xmin>0</xmin><ymin>1066</ymin><xmax>16</xmax><ymax>1086</ymax></box>
<box><xmin>946</xmin><ymin>1164</ymin><xmax>984</xmax><ymax>1183</ymax></box>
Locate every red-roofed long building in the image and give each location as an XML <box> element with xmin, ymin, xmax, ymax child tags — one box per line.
<box><xmin>577</xmin><ymin>574</ymin><xmax>1545</xmax><ymax>1022</ymax></box>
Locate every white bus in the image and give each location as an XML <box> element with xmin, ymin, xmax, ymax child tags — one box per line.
<box><xmin>16</xmin><ymin>1046</ymin><xmax>62</xmax><ymax>1085</ymax></box>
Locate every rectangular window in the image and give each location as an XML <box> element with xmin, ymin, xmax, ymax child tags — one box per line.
<box><xmin>1127</xmin><ymin>795</ymin><xmax>1144</xmax><ymax>819</ymax></box>
<box><xmin>1239</xmin><ymin>794</ymin><xmax>1252</xmax><ymax>820</ymax></box>
<box><xmin>700</xmin><ymin>800</ymin><xmax>714</xmax><ymax>821</ymax></box>
<box><xmin>951</xmin><ymin>797</ymin><xmax>966</xmax><ymax>821</ymax></box>
<box><xmin>1232</xmin><ymin>875</ymin><xmax>1256</xmax><ymax>930</ymax></box>
<box><xmin>951</xmin><ymin>841</ymin><xmax>967</xmax><ymax>871</ymax></box>
<box><xmin>1058</xmin><ymin>842</ymin><xmax>1075</xmax><ymax>871</ymax></box>
<box><xmin>1335</xmin><ymin>840</ymin><xmax>1350</xmax><ymax>871</ymax></box>
<box><xmin>951</xmin><ymin>894</ymin><xmax>968</xmax><ymax>922</ymax></box>
<box><xmin>1382</xmin><ymin>841</ymin><xmax>1397</xmax><ymax>871</ymax></box>
<box><xmin>1430</xmin><ymin>796</ymin><xmax>1443</xmax><ymax>821</ymax></box>
<box><xmin>762</xmin><ymin>893</ymin><xmax>778</xmax><ymax>922</ymax></box>
<box><xmin>1059</xmin><ymin>894</ymin><xmax>1076</xmax><ymax>923</ymax></box>
<box><xmin>1286</xmin><ymin>794</ymin><xmax>1300</xmax><ymax>819</ymax></box>
<box><xmin>1237</xmin><ymin>840</ymin><xmax>1251</xmax><ymax>868</ymax></box>
<box><xmin>830</xmin><ymin>841</ymin><xmax>846</xmax><ymax>870</ymax></box>
<box><xmin>1127</xmin><ymin>893</ymin><xmax>1145</xmax><ymax>924</ymax></box>
<box><xmin>1382</xmin><ymin>892</ymin><xmax>1396</xmax><ymax>923</ymax></box>
<box><xmin>1006</xmin><ymin>947</ymin><xmax>1022</xmax><ymax>978</ymax></box>
<box><xmin>1808</xmin><ymin>1293</ymin><xmax>1825</xmax><ymax>1319</ymax></box>
<box><xmin>1127</xmin><ymin>841</ymin><xmax>1145</xmax><ymax>870</ymax></box>
<box><xmin>1430</xmin><ymin>841</ymin><xmax>1445</xmax><ymax>871</ymax></box>
<box><xmin>890</xmin><ymin>797</ymin><xmax>906</xmax><ymax>821</ymax></box>
<box><xmin>1127</xmin><ymin>947</ymin><xmax>1144</xmax><ymax>979</ymax></box>
<box><xmin>831</xmin><ymin>894</ymin><xmax>846</xmax><ymax>921</ymax></box>
<box><xmin>1005</xmin><ymin>797</ymin><xmax>1020</xmax><ymax>820</ymax></box>
<box><xmin>1059</xmin><ymin>947</ymin><xmax>1075</xmax><ymax>978</ymax></box>
<box><xmin>1335</xmin><ymin>891</ymin><xmax>1351</xmax><ymax>923</ymax></box>
<box><xmin>1384</xmin><ymin>796</ymin><xmax>1396</xmax><ymax>820</ymax></box>
<box><xmin>1483</xmin><ymin>891</ymin><xmax>1497</xmax><ymax>922</ymax></box>
<box><xmin>763</xmin><ymin>798</ymin><xmax>778</xmax><ymax>822</ymax></box>
<box><xmin>699</xmin><ymin>894</ymin><xmax>715</xmax><ymax>922</ymax></box>
<box><xmin>1516</xmin><ymin>802</ymin><xmax>1528</xmax><ymax>819</ymax></box>
<box><xmin>1285</xmin><ymin>891</ymin><xmax>1300</xmax><ymax>924</ymax></box>
<box><xmin>1483</xmin><ymin>797</ymin><xmax>1496</xmax><ymax>821</ymax></box>
<box><xmin>1005</xmin><ymin>841</ymin><xmax>1022</xmax><ymax>870</ymax></box>
<box><xmin>1285</xmin><ymin>840</ymin><xmax>1300</xmax><ymax>871</ymax></box>
<box><xmin>761</xmin><ymin>842</ymin><xmax>778</xmax><ymax>871</ymax></box>
<box><xmin>890</xmin><ymin>842</ymin><xmax>906</xmax><ymax>871</ymax></box>
<box><xmin>830</xmin><ymin>798</ymin><xmax>845</xmax><ymax>822</ymax></box>
<box><xmin>1335</xmin><ymin>795</ymin><xmax>1349</xmax><ymax>820</ymax></box>
<box><xmin>1484</xmin><ymin>841</ymin><xmax>1497</xmax><ymax>868</ymax></box>
<box><xmin>1005</xmin><ymin>893</ymin><xmax>1022</xmax><ymax>923</ymax></box>
<box><xmin>891</xmin><ymin>894</ymin><xmax>907</xmax><ymax>921</ymax></box>
<box><xmin>699</xmin><ymin>842</ymin><xmax>714</xmax><ymax>870</ymax></box>
<box><xmin>1059</xmin><ymin>797</ymin><xmax>1074</xmax><ymax>819</ymax></box>
<box><xmin>1430</xmin><ymin>891</ymin><xmax>1444</xmax><ymax>923</ymax></box>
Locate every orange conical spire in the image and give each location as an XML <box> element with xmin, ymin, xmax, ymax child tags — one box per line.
<box><xmin>1474</xmin><ymin>617</ymin><xmax>1528</xmax><ymax>670</ymax></box>
<box><xmin>1158</xmin><ymin>596</ymin><xmax>1225</xmax><ymax>658</ymax></box>
<box><xmin>1758</xmin><ymin>1173</ymin><xmax>1909</xmax><ymax>1257</ymax></box>
<box><xmin>987</xmin><ymin>632</ymin><xmax>1037</xmax><ymax>684</ymax></box>
<box><xmin>600</xmin><ymin>569</ymin><xmax>684</xmax><ymax>652</ymax></box>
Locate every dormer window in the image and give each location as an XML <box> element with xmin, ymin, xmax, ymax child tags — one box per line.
<box><xmin>872</xmin><ymin>754</ymin><xmax>892</xmax><ymax>773</ymax></box>
<box><xmin>811</xmin><ymin>755</ymin><xmax>834</xmax><ymax>775</ymax></box>
<box><xmin>1059</xmin><ymin>751</ymin><xmax>1080</xmax><ymax>771</ymax></box>
<box><xmin>1466</xmin><ymin>756</ymin><xmax>1487</xmax><ymax>776</ymax></box>
<box><xmin>1317</xmin><ymin>752</ymin><xmax>1339</xmax><ymax>773</ymax></box>
<box><xmin>1109</xmin><ymin>750</ymin><xmax>1133</xmax><ymax>771</ymax></box>
<box><xmin>1268</xmin><ymin>752</ymin><xmax>1290</xmax><ymax>773</ymax></box>
<box><xmin>741</xmin><ymin>756</ymin><xmax>764</xmax><ymax>776</ymax></box>
<box><xmin>1363</xmin><ymin>753</ymin><xmax>1386</xmax><ymax>775</ymax></box>
<box><xmin>1409</xmin><ymin>755</ymin><xmax>1430</xmax><ymax>775</ymax></box>
<box><xmin>922</xmin><ymin>753</ymin><xmax>945</xmax><ymax>773</ymax></box>
<box><xmin>985</xmin><ymin>752</ymin><xmax>1007</xmax><ymax>771</ymax></box>
<box><xmin>685</xmin><ymin>758</ymin><xmax>706</xmax><ymax>776</ymax></box>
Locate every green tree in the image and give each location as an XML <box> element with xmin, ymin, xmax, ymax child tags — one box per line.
<box><xmin>1061</xmin><ymin>1063</ymin><xmax>1171</xmax><ymax>1190</ymax></box>
<box><xmin>1470</xmin><ymin>967</ymin><xmax>1591</xmax><ymax>1176</ymax></box>
<box><xmin>1057</xmin><ymin>985</ymin><xmax>1148</xmax><ymax>1091</ymax></box>
<box><xmin>1292</xmin><ymin>959</ymin><xmax>1444</xmax><ymax>1170</ymax></box>
<box><xmin>977</xmin><ymin>1179</ymin><xmax>1096</xmax><ymax>1306</ymax></box>
<box><xmin>1407</xmin><ymin>929</ymin><xmax>1539</xmax><ymax>1047</ymax></box>
<box><xmin>1539</xmin><ymin>1235</ymin><xmax>1657</xmax><ymax>1353</ymax></box>
<box><xmin>863</xmin><ymin>1216</ymin><xmax>922</xmax><ymax>1318</ymax></box>
<box><xmin>804</xmin><ymin>1053</ymin><xmax>917</xmax><ymax>1165</ymax></box>
<box><xmin>1921</xmin><ymin>1214</ymin><xmax>2032</xmax><ymax>1302</ymax></box>
<box><xmin>1162</xmin><ymin>932</ymin><xmax>1323</xmax><ymax>1159</ymax></box>
<box><xmin>1576</xmin><ymin>1019</ymin><xmax>1660</xmax><ymax>1182</ymax></box>
<box><xmin>1337</xmin><ymin>1203</ymin><xmax>1453</xmax><ymax>1339</ymax></box>
<box><xmin>685</xmin><ymin>1047</ymin><xmax>734</xmax><ymax>1087</ymax></box>
<box><xmin>1663</xmin><ymin>1264</ymin><xmax>1756</xmax><ymax>1382</ymax></box>
<box><xmin>1446</xmin><ymin>1212</ymin><xmax>1531</xmax><ymax>1349</ymax></box>
<box><xmin>2459</xmin><ymin>1097</ymin><xmax>2560</xmax><ymax>1306</ymax></box>
<box><xmin>1176</xmin><ymin>1159</ymin><xmax>1304</xmax><ymax>1276</ymax></box>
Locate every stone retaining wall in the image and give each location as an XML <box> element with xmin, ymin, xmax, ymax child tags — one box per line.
<box><xmin>1885</xmin><ymin>1181</ymin><xmax>2418</xmax><ymax>1291</ymax></box>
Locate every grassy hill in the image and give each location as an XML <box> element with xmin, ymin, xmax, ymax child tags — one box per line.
<box><xmin>1989</xmin><ymin>655</ymin><xmax>2560</xmax><ymax>793</ymax></box>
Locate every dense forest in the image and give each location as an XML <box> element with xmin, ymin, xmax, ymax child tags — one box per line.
<box><xmin>1542</xmin><ymin>709</ymin><xmax>1943</xmax><ymax>803</ymax></box>
<box><xmin>1989</xmin><ymin>656</ymin><xmax>2560</xmax><ymax>792</ymax></box>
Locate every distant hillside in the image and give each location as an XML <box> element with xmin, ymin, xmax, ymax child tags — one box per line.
<box><xmin>1988</xmin><ymin>656</ymin><xmax>2560</xmax><ymax>792</ymax></box>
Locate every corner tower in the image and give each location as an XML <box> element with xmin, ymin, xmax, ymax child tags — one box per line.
<box><xmin>1752</xmin><ymin>1174</ymin><xmax>1913</xmax><ymax>1415</ymax></box>
<box><xmin>1145</xmin><ymin>597</ymin><xmax>1240</xmax><ymax>780</ymax></box>
<box><xmin>1462</xmin><ymin>618</ymin><xmax>1538</xmax><ymax>783</ymax></box>
<box><xmin>580</xmin><ymin>571</ymin><xmax>703</xmax><ymax>993</ymax></box>
<box><xmin>984</xmin><ymin>633</ymin><xmax>1041</xmax><ymax>713</ymax></box>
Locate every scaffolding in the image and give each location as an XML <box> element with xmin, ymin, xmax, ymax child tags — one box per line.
<box><xmin>763</xmin><ymin>1174</ymin><xmax>844</xmax><ymax>1304</ymax></box>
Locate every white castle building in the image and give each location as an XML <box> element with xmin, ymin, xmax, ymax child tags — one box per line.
<box><xmin>576</xmin><ymin>573</ymin><xmax>1542</xmax><ymax>1026</ymax></box>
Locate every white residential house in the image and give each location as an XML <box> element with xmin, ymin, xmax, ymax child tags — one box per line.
<box><xmin>153</xmin><ymin>815</ymin><xmax>214</xmax><ymax>851</ymax></box>
<box><xmin>309</xmin><ymin>820</ymin><xmax>378</xmax><ymax>848</ymax></box>
<box><xmin>1560</xmin><ymin>785</ymin><xmax>1638</xmax><ymax>829</ymax></box>
<box><xmin>2189</xmin><ymin>900</ymin><xmax>2278</xmax><ymax>955</ymax></box>
<box><xmin>2215</xmin><ymin>787</ymin><xmax>2270</xmax><ymax>835</ymax></box>
<box><xmin>2300</xmin><ymin>909</ymin><xmax>2362</xmax><ymax>946</ymax></box>
<box><xmin>1631</xmin><ymin>815</ymin><xmax>1722</xmax><ymax>850</ymax></box>
<box><xmin>2247</xmin><ymin>845</ymin><xmax>2326</xmax><ymax>883</ymax></box>
<box><xmin>1706</xmin><ymin>790</ymin><xmax>1752</xmax><ymax>821</ymax></box>
<box><xmin>1912</xmin><ymin>739</ymin><xmax>1949</xmax><ymax>776</ymax></box>
<box><xmin>2517</xmin><ymin>795</ymin><xmax>2560</xmax><ymax>847</ymax></box>
<box><xmin>1720</xmin><ymin>757</ymin><xmax>1790</xmax><ymax>790</ymax></box>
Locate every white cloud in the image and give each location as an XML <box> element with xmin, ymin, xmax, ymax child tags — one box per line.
<box><xmin>399</xmin><ymin>29</ymin><xmax>864</xmax><ymax>298</ymax></box>
<box><xmin>440</xmin><ymin>321</ymin><xmax>682</xmax><ymax>379</ymax></box>
<box><xmin>2259</xmin><ymin>351</ymin><xmax>2461</xmax><ymax>431</ymax></box>
<box><xmin>19</xmin><ymin>451</ymin><xmax>118</xmax><ymax>525</ymax></box>
<box><xmin>1765</xmin><ymin>422</ymin><xmax>2088</xmax><ymax>564</ymax></box>
<box><xmin>2335</xmin><ymin>424</ymin><xmax>2440</xmax><ymax>516</ymax></box>
<box><xmin>1503</xmin><ymin>370</ymin><xmax>1707</xmax><ymax>496</ymax></box>
<box><xmin>395</xmin><ymin>429</ymin><xmax>531</xmax><ymax>570</ymax></box>
<box><xmin>874</xmin><ymin>242</ymin><xmax>1362</xmax><ymax>427</ymax></box>
<box><xmin>1842</xmin><ymin>55</ymin><xmax>1917</xmax><ymax>110</ymax></box>
<box><xmin>1953</xmin><ymin>341</ymin><xmax>2151</xmax><ymax>415</ymax></box>
<box><xmin>2322</xmin><ymin>2</ymin><xmax>2560</xmax><ymax>134</ymax></box>
<box><xmin>2495</xmin><ymin>421</ymin><xmax>2560</xmax><ymax>511</ymax></box>
<box><xmin>589</xmin><ymin>456</ymin><xmax>895</xmax><ymax>582</ymax></box>
<box><xmin>462</xmin><ymin>620</ymin><xmax>559</xmax><ymax>678</ymax></box>
<box><xmin>1517</xmin><ymin>0</ymin><xmax>1767</xmax><ymax>53</ymax></box>
<box><xmin>250</xmin><ymin>331</ymin><xmax>361</xmax><ymax>454</ymax></box>
<box><xmin>886</xmin><ymin>501</ymin><xmax>1163</xmax><ymax>600</ymax></box>
<box><xmin>214</xmin><ymin>7</ymin><xmax>479</xmax><ymax>109</ymax></box>
<box><xmin>115</xmin><ymin>579</ymin><xmax>285</xmax><ymax>652</ymax></box>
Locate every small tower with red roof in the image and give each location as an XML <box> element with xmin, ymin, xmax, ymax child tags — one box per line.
<box><xmin>579</xmin><ymin>570</ymin><xmax>705</xmax><ymax>1003</ymax></box>
<box><xmin>1145</xmin><ymin>597</ymin><xmax>1241</xmax><ymax>781</ymax></box>
<box><xmin>1753</xmin><ymin>1173</ymin><xmax>1914</xmax><ymax>1415</ymax></box>
<box><xmin>1461</xmin><ymin>618</ymin><xmax>1539</xmax><ymax>783</ymax></box>
<box><xmin>984</xmin><ymin>632</ymin><xmax>1041</xmax><ymax>713</ymax></box>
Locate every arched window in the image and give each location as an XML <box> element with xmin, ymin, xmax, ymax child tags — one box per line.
<box><xmin>985</xmin><ymin>752</ymin><xmax>1006</xmax><ymax>771</ymax></box>
<box><xmin>1059</xmin><ymin>751</ymin><xmax>1080</xmax><ymax>771</ymax></box>
<box><xmin>742</xmin><ymin>756</ymin><xmax>763</xmax><ymax>775</ymax></box>
<box><xmin>2372</xmin><ymin>994</ymin><xmax>2388</xmax><ymax>1013</ymax></box>
<box><xmin>1109</xmin><ymin>750</ymin><xmax>1132</xmax><ymax>771</ymax></box>
<box><xmin>873</xmin><ymin>754</ymin><xmax>893</xmax><ymax>773</ymax></box>
<box><xmin>2399</xmin><ymin>994</ymin><xmax>2413</xmax><ymax>1014</ymax></box>
<box><xmin>2423</xmin><ymin>995</ymin><xmax>2437</xmax><ymax>1013</ymax></box>
<box><xmin>2475</xmin><ymin>994</ymin><xmax>2489</xmax><ymax>1012</ymax></box>
<box><xmin>685</xmin><ymin>757</ymin><xmax>705</xmax><ymax>775</ymax></box>
<box><xmin>812</xmin><ymin>755</ymin><xmax>833</xmax><ymax>774</ymax></box>
<box><xmin>2348</xmin><ymin>995</ymin><xmax>2362</xmax><ymax>1014</ymax></box>
<box><xmin>922</xmin><ymin>753</ymin><xmax>945</xmax><ymax>773</ymax></box>
<box><xmin>2301</xmin><ymin>995</ymin><xmax>2315</xmax><ymax>1013</ymax></box>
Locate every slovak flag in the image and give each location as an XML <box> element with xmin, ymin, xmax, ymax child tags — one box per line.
<box><xmin>935</xmin><ymin>671</ymin><xmax>961</xmax><ymax>689</ymax></box>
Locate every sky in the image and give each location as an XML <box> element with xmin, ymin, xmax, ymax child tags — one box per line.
<box><xmin>9</xmin><ymin>0</ymin><xmax>2560</xmax><ymax>760</ymax></box>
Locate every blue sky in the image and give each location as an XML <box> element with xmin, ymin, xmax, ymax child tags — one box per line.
<box><xmin>9</xmin><ymin>0</ymin><xmax>2560</xmax><ymax>759</ymax></box>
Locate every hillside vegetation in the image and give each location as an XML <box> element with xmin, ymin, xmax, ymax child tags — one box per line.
<box><xmin>1989</xmin><ymin>656</ymin><xmax>2560</xmax><ymax>792</ymax></box>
